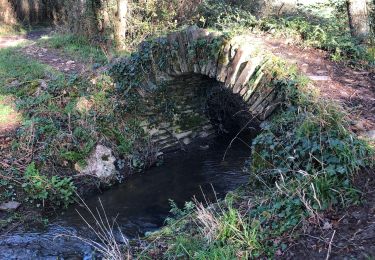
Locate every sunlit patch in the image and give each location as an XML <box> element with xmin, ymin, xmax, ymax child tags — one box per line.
<box><xmin>40</xmin><ymin>35</ymin><xmax>51</xmax><ymax>40</ymax></box>
<box><xmin>0</xmin><ymin>95</ymin><xmax>22</xmax><ymax>133</ymax></box>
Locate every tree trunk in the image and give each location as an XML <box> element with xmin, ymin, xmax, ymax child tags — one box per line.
<box><xmin>346</xmin><ymin>0</ymin><xmax>370</xmax><ymax>43</ymax></box>
<box><xmin>115</xmin><ymin>0</ymin><xmax>128</xmax><ymax>50</ymax></box>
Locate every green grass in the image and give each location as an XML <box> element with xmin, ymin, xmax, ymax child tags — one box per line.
<box><xmin>0</xmin><ymin>47</ymin><xmax>50</xmax><ymax>86</ymax></box>
<box><xmin>0</xmin><ymin>24</ymin><xmax>27</xmax><ymax>36</ymax></box>
<box><xmin>38</xmin><ymin>34</ymin><xmax>108</xmax><ymax>64</ymax></box>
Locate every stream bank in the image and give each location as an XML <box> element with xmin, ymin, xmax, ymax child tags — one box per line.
<box><xmin>0</xmin><ymin>135</ymin><xmax>252</xmax><ymax>259</ymax></box>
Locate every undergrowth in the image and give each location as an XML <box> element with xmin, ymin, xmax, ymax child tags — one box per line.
<box><xmin>196</xmin><ymin>0</ymin><xmax>374</xmax><ymax>64</ymax></box>
<box><xmin>139</xmin><ymin>58</ymin><xmax>374</xmax><ymax>258</ymax></box>
<box><xmin>0</xmin><ymin>47</ymin><xmax>153</xmax><ymax>210</ymax></box>
<box><xmin>41</xmin><ymin>0</ymin><xmax>374</xmax><ymax>65</ymax></box>
<box><xmin>0</xmin><ymin>24</ymin><xmax>26</xmax><ymax>36</ymax></box>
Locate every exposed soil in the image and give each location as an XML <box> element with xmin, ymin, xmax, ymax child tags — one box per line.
<box><xmin>0</xmin><ymin>29</ymin><xmax>48</xmax><ymax>48</ymax></box>
<box><xmin>21</xmin><ymin>44</ymin><xmax>88</xmax><ymax>74</ymax></box>
<box><xmin>260</xmin><ymin>35</ymin><xmax>375</xmax><ymax>134</ymax></box>
<box><xmin>0</xmin><ymin>29</ymin><xmax>90</xmax><ymax>172</ymax></box>
<box><xmin>254</xmin><ymin>35</ymin><xmax>375</xmax><ymax>260</ymax></box>
<box><xmin>0</xmin><ymin>29</ymin><xmax>88</xmax><ymax>74</ymax></box>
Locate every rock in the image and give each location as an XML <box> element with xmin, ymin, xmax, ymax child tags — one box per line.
<box><xmin>301</xmin><ymin>63</ymin><xmax>309</xmax><ymax>73</ymax></box>
<box><xmin>364</xmin><ymin>130</ymin><xmax>375</xmax><ymax>140</ymax></box>
<box><xmin>316</xmin><ymin>70</ymin><xmax>328</xmax><ymax>74</ymax></box>
<box><xmin>354</xmin><ymin>121</ymin><xmax>366</xmax><ymax>132</ymax></box>
<box><xmin>76</xmin><ymin>97</ymin><xmax>93</xmax><ymax>113</ymax></box>
<box><xmin>225</xmin><ymin>46</ymin><xmax>253</xmax><ymax>87</ymax></box>
<box><xmin>174</xmin><ymin>131</ymin><xmax>192</xmax><ymax>140</ymax></box>
<box><xmin>78</xmin><ymin>145</ymin><xmax>118</xmax><ymax>182</ymax></box>
<box><xmin>8</xmin><ymin>80</ymin><xmax>20</xmax><ymax>88</ymax></box>
<box><xmin>0</xmin><ymin>201</ymin><xmax>21</xmax><ymax>211</ymax></box>
<box><xmin>308</xmin><ymin>75</ymin><xmax>330</xmax><ymax>81</ymax></box>
<box><xmin>233</xmin><ymin>56</ymin><xmax>263</xmax><ymax>94</ymax></box>
<box><xmin>38</xmin><ymin>79</ymin><xmax>48</xmax><ymax>90</ymax></box>
<box><xmin>182</xmin><ymin>137</ymin><xmax>191</xmax><ymax>145</ymax></box>
<box><xmin>199</xmin><ymin>144</ymin><xmax>210</xmax><ymax>150</ymax></box>
<box><xmin>199</xmin><ymin>131</ymin><xmax>210</xmax><ymax>138</ymax></box>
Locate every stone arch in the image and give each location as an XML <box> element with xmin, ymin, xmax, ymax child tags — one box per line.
<box><xmin>111</xmin><ymin>26</ymin><xmax>283</xmax><ymax>151</ymax></box>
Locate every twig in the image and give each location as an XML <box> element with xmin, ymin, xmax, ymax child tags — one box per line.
<box><xmin>222</xmin><ymin>113</ymin><xmax>259</xmax><ymax>161</ymax></box>
<box><xmin>325</xmin><ymin>230</ymin><xmax>336</xmax><ymax>260</ymax></box>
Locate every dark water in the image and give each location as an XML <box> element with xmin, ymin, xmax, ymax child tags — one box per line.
<box><xmin>0</xmin><ymin>136</ymin><xmax>251</xmax><ymax>259</ymax></box>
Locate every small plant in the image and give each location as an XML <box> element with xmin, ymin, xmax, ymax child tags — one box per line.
<box><xmin>22</xmin><ymin>162</ymin><xmax>76</xmax><ymax>208</ymax></box>
<box><xmin>59</xmin><ymin>197</ymin><xmax>130</xmax><ymax>260</ymax></box>
<box><xmin>167</xmin><ymin>199</ymin><xmax>195</xmax><ymax>223</ymax></box>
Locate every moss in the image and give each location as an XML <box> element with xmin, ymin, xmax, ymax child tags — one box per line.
<box><xmin>217</xmin><ymin>42</ymin><xmax>230</xmax><ymax>65</ymax></box>
<box><xmin>178</xmin><ymin>113</ymin><xmax>205</xmax><ymax>131</ymax></box>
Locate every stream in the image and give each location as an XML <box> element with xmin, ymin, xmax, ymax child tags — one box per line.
<box><xmin>0</xmin><ymin>136</ymin><xmax>251</xmax><ymax>259</ymax></box>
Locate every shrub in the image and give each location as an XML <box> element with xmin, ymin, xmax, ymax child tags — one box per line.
<box><xmin>22</xmin><ymin>162</ymin><xmax>76</xmax><ymax>208</ymax></box>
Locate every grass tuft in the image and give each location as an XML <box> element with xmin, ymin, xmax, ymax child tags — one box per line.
<box><xmin>38</xmin><ymin>34</ymin><xmax>108</xmax><ymax>64</ymax></box>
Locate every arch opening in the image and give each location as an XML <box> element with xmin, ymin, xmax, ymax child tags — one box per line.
<box><xmin>143</xmin><ymin>73</ymin><xmax>260</xmax><ymax>152</ymax></box>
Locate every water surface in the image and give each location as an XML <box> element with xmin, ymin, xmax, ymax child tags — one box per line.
<box><xmin>0</xmin><ymin>136</ymin><xmax>251</xmax><ymax>259</ymax></box>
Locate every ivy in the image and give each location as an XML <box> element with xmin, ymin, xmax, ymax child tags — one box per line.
<box><xmin>22</xmin><ymin>162</ymin><xmax>76</xmax><ymax>208</ymax></box>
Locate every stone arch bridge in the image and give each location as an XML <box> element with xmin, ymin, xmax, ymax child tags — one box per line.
<box><xmin>111</xmin><ymin>26</ymin><xmax>283</xmax><ymax>151</ymax></box>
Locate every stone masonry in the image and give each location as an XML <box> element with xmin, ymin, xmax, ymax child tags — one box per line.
<box><xmin>114</xmin><ymin>26</ymin><xmax>283</xmax><ymax>151</ymax></box>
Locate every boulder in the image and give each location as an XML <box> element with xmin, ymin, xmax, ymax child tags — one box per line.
<box><xmin>364</xmin><ymin>130</ymin><xmax>375</xmax><ymax>141</ymax></box>
<box><xmin>77</xmin><ymin>145</ymin><xmax>118</xmax><ymax>182</ymax></box>
<box><xmin>0</xmin><ymin>201</ymin><xmax>21</xmax><ymax>211</ymax></box>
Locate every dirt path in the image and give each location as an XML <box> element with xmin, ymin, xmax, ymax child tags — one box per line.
<box><xmin>0</xmin><ymin>30</ymin><xmax>88</xmax><ymax>139</ymax></box>
<box><xmin>0</xmin><ymin>29</ymin><xmax>88</xmax><ymax>74</ymax></box>
<box><xmin>22</xmin><ymin>44</ymin><xmax>87</xmax><ymax>74</ymax></box>
<box><xmin>2</xmin><ymin>31</ymin><xmax>373</xmax><ymax>133</ymax></box>
<box><xmin>259</xmin><ymin>36</ymin><xmax>375</xmax><ymax>135</ymax></box>
<box><xmin>0</xmin><ymin>29</ymin><xmax>375</xmax><ymax>259</ymax></box>
<box><xmin>0</xmin><ymin>29</ymin><xmax>49</xmax><ymax>48</ymax></box>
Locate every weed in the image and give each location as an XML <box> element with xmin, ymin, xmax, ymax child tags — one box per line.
<box><xmin>22</xmin><ymin>162</ymin><xmax>76</xmax><ymax>208</ymax></box>
<box><xmin>0</xmin><ymin>47</ymin><xmax>154</xmax><ymax>212</ymax></box>
<box><xmin>59</xmin><ymin>197</ymin><xmax>130</xmax><ymax>259</ymax></box>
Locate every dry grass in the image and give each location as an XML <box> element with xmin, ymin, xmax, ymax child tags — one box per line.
<box><xmin>193</xmin><ymin>198</ymin><xmax>221</xmax><ymax>243</ymax></box>
<box><xmin>58</xmin><ymin>196</ymin><xmax>131</xmax><ymax>259</ymax></box>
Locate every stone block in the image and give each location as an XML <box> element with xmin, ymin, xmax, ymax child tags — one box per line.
<box><xmin>216</xmin><ymin>43</ymin><xmax>231</xmax><ymax>82</ymax></box>
<box><xmin>233</xmin><ymin>56</ymin><xmax>263</xmax><ymax>94</ymax></box>
<box><xmin>225</xmin><ymin>46</ymin><xmax>253</xmax><ymax>88</ymax></box>
<box><xmin>243</xmin><ymin>71</ymin><xmax>264</xmax><ymax>102</ymax></box>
